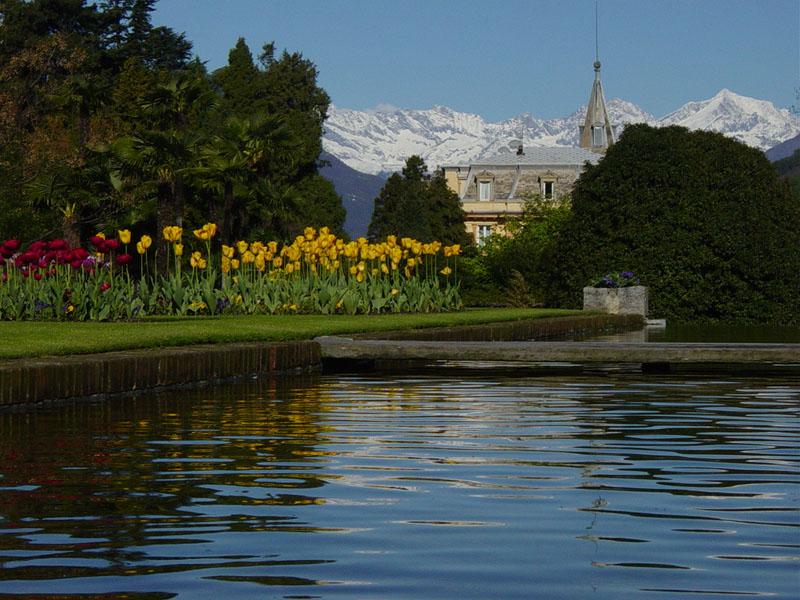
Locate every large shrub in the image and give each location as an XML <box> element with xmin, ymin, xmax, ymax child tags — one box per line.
<box><xmin>482</xmin><ymin>195</ymin><xmax>571</xmax><ymax>305</ymax></box>
<box><xmin>543</xmin><ymin>124</ymin><xmax>800</xmax><ymax>325</ymax></box>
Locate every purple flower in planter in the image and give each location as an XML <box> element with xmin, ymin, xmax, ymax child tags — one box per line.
<box><xmin>621</xmin><ymin>271</ymin><xmax>634</xmax><ymax>279</ymax></box>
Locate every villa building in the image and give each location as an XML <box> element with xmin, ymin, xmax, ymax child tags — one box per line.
<box><xmin>442</xmin><ymin>60</ymin><xmax>616</xmax><ymax>244</ymax></box>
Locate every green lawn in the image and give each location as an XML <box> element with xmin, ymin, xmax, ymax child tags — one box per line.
<box><xmin>2</xmin><ymin>308</ymin><xmax>580</xmax><ymax>360</ymax></box>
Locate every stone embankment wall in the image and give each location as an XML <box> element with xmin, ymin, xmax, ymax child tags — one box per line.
<box><xmin>359</xmin><ymin>314</ymin><xmax>644</xmax><ymax>342</ymax></box>
<box><xmin>0</xmin><ymin>341</ymin><xmax>321</xmax><ymax>407</ymax></box>
<box><xmin>0</xmin><ymin>314</ymin><xmax>642</xmax><ymax>407</ymax></box>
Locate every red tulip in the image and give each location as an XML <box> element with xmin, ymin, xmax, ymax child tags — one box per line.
<box><xmin>89</xmin><ymin>236</ymin><xmax>106</xmax><ymax>251</ymax></box>
<box><xmin>99</xmin><ymin>282</ymin><xmax>111</xmax><ymax>292</ymax></box>
<box><xmin>70</xmin><ymin>259</ymin><xmax>82</xmax><ymax>269</ymax></box>
<box><xmin>2</xmin><ymin>239</ymin><xmax>20</xmax><ymax>252</ymax></box>
<box><xmin>33</xmin><ymin>271</ymin><xmax>42</xmax><ymax>281</ymax></box>
<box><xmin>72</xmin><ymin>248</ymin><xmax>89</xmax><ymax>261</ymax></box>
<box><xmin>115</xmin><ymin>253</ymin><xmax>133</xmax><ymax>266</ymax></box>
<box><xmin>104</xmin><ymin>239</ymin><xmax>120</xmax><ymax>252</ymax></box>
<box><xmin>48</xmin><ymin>239</ymin><xmax>68</xmax><ymax>251</ymax></box>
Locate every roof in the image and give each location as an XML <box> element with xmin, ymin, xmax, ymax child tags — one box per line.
<box><xmin>445</xmin><ymin>146</ymin><xmax>601</xmax><ymax>168</ymax></box>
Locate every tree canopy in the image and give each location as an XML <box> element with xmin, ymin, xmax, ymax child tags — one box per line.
<box><xmin>543</xmin><ymin>124</ymin><xmax>800</xmax><ymax>325</ymax></box>
<box><xmin>0</xmin><ymin>0</ymin><xmax>344</xmax><ymax>245</ymax></box>
<box><xmin>368</xmin><ymin>156</ymin><xmax>469</xmax><ymax>245</ymax></box>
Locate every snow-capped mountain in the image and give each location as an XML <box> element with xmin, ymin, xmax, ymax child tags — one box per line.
<box><xmin>323</xmin><ymin>90</ymin><xmax>800</xmax><ymax>175</ymax></box>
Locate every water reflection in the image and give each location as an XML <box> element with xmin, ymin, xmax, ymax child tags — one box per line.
<box><xmin>0</xmin><ymin>373</ymin><xmax>797</xmax><ymax>599</ymax></box>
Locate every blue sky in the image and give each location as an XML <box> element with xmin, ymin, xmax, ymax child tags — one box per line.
<box><xmin>153</xmin><ymin>0</ymin><xmax>799</xmax><ymax>121</ymax></box>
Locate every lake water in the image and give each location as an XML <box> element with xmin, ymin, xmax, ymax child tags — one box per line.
<box><xmin>0</xmin><ymin>372</ymin><xmax>797</xmax><ymax>599</ymax></box>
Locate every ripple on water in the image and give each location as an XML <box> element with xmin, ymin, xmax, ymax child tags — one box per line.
<box><xmin>0</xmin><ymin>373</ymin><xmax>796</xmax><ymax>599</ymax></box>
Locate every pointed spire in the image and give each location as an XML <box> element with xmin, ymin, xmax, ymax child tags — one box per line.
<box><xmin>579</xmin><ymin>2</ymin><xmax>615</xmax><ymax>152</ymax></box>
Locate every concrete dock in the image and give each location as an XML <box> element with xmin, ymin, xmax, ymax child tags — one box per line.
<box><xmin>316</xmin><ymin>336</ymin><xmax>800</xmax><ymax>366</ymax></box>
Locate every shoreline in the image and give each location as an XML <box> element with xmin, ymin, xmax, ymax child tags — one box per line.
<box><xmin>0</xmin><ymin>313</ymin><xmax>641</xmax><ymax>407</ymax></box>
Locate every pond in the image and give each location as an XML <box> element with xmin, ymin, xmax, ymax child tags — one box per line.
<box><xmin>0</xmin><ymin>372</ymin><xmax>797</xmax><ymax>599</ymax></box>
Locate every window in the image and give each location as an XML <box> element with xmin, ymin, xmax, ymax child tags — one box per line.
<box><xmin>478</xmin><ymin>181</ymin><xmax>491</xmax><ymax>201</ymax></box>
<box><xmin>476</xmin><ymin>224</ymin><xmax>492</xmax><ymax>246</ymax></box>
<box><xmin>591</xmin><ymin>125</ymin><xmax>605</xmax><ymax>147</ymax></box>
<box><xmin>542</xmin><ymin>181</ymin><xmax>554</xmax><ymax>200</ymax></box>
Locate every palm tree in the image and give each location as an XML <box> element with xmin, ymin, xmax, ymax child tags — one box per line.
<box><xmin>190</xmin><ymin>113</ymin><xmax>293</xmax><ymax>242</ymax></box>
<box><xmin>107</xmin><ymin>71</ymin><xmax>212</xmax><ymax>267</ymax></box>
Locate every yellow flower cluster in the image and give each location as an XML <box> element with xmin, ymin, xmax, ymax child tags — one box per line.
<box><xmin>190</xmin><ymin>251</ymin><xmax>207</xmax><ymax>269</ymax></box>
<box><xmin>136</xmin><ymin>235</ymin><xmax>152</xmax><ymax>255</ymax></box>
<box><xmin>216</xmin><ymin>226</ymin><xmax>460</xmax><ymax>281</ymax></box>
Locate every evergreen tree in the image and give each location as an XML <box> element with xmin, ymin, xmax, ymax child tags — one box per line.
<box><xmin>368</xmin><ymin>156</ymin><xmax>468</xmax><ymax>244</ymax></box>
<box><xmin>208</xmin><ymin>38</ymin><xmax>343</xmax><ymax>238</ymax></box>
<box><xmin>211</xmin><ymin>38</ymin><xmax>261</xmax><ymax>117</ymax></box>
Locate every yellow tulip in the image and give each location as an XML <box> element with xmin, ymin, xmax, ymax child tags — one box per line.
<box><xmin>162</xmin><ymin>226</ymin><xmax>182</xmax><ymax>242</ymax></box>
<box><xmin>381</xmin><ymin>263</ymin><xmax>389</xmax><ymax>274</ymax></box>
<box><xmin>303</xmin><ymin>226</ymin><xmax>316</xmax><ymax>239</ymax></box>
<box><xmin>221</xmin><ymin>256</ymin><xmax>231</xmax><ymax>274</ymax></box>
<box><xmin>140</xmin><ymin>235</ymin><xmax>152</xmax><ymax>249</ymax></box>
<box><xmin>174</xmin><ymin>243</ymin><xmax>184</xmax><ymax>257</ymax></box>
<box><xmin>95</xmin><ymin>232</ymin><xmax>106</xmax><ymax>240</ymax></box>
<box><xmin>242</xmin><ymin>250</ymin><xmax>255</xmax><ymax>264</ymax></box>
<box><xmin>440</xmin><ymin>266</ymin><xmax>452</xmax><ymax>276</ymax></box>
<box><xmin>236</xmin><ymin>240</ymin><xmax>248</xmax><ymax>254</ymax></box>
<box><xmin>118</xmin><ymin>229</ymin><xmax>131</xmax><ymax>244</ymax></box>
<box><xmin>222</xmin><ymin>244</ymin><xmax>234</xmax><ymax>258</ymax></box>
<box><xmin>193</xmin><ymin>223</ymin><xmax>217</xmax><ymax>241</ymax></box>
<box><xmin>231</xmin><ymin>258</ymin><xmax>240</xmax><ymax>270</ymax></box>
<box><xmin>136</xmin><ymin>241</ymin><xmax>145</xmax><ymax>255</ymax></box>
<box><xmin>273</xmin><ymin>257</ymin><xmax>283</xmax><ymax>268</ymax></box>
<box><xmin>190</xmin><ymin>251</ymin><xmax>203</xmax><ymax>268</ymax></box>
<box><xmin>356</xmin><ymin>272</ymin><xmax>364</xmax><ymax>283</ymax></box>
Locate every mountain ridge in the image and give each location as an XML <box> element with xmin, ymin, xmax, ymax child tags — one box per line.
<box><xmin>323</xmin><ymin>89</ymin><xmax>800</xmax><ymax>175</ymax></box>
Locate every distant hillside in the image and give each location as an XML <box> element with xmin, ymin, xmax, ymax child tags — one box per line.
<box><xmin>766</xmin><ymin>132</ymin><xmax>800</xmax><ymax>161</ymax></box>
<box><xmin>773</xmin><ymin>148</ymin><xmax>800</xmax><ymax>180</ymax></box>
<box><xmin>319</xmin><ymin>151</ymin><xmax>386</xmax><ymax>238</ymax></box>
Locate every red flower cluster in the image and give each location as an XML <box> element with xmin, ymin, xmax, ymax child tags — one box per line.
<box><xmin>0</xmin><ymin>239</ymin><xmax>20</xmax><ymax>260</ymax></box>
<box><xmin>89</xmin><ymin>236</ymin><xmax>120</xmax><ymax>254</ymax></box>
<box><xmin>0</xmin><ymin>238</ymin><xmax>133</xmax><ymax>278</ymax></box>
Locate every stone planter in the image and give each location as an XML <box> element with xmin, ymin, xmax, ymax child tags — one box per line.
<box><xmin>583</xmin><ymin>285</ymin><xmax>648</xmax><ymax>316</ymax></box>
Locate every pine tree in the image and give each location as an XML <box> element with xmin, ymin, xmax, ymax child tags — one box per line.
<box><xmin>368</xmin><ymin>156</ymin><xmax>467</xmax><ymax>244</ymax></box>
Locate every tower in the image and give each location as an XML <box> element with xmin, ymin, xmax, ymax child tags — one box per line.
<box><xmin>579</xmin><ymin>3</ymin><xmax>615</xmax><ymax>152</ymax></box>
<box><xmin>579</xmin><ymin>60</ymin><xmax>615</xmax><ymax>152</ymax></box>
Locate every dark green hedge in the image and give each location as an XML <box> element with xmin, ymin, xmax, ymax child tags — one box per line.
<box><xmin>543</xmin><ymin>124</ymin><xmax>800</xmax><ymax>325</ymax></box>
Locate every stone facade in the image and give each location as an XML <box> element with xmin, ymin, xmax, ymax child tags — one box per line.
<box><xmin>442</xmin><ymin>149</ymin><xmax>600</xmax><ymax>243</ymax></box>
<box><xmin>442</xmin><ymin>60</ymin><xmax>615</xmax><ymax>244</ymax></box>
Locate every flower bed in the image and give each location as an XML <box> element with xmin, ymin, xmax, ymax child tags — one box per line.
<box><xmin>0</xmin><ymin>226</ymin><xmax>462</xmax><ymax>320</ymax></box>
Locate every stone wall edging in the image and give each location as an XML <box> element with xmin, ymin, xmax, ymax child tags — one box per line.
<box><xmin>355</xmin><ymin>313</ymin><xmax>644</xmax><ymax>342</ymax></box>
<box><xmin>0</xmin><ymin>340</ymin><xmax>322</xmax><ymax>407</ymax></box>
<box><xmin>0</xmin><ymin>314</ymin><xmax>644</xmax><ymax>407</ymax></box>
